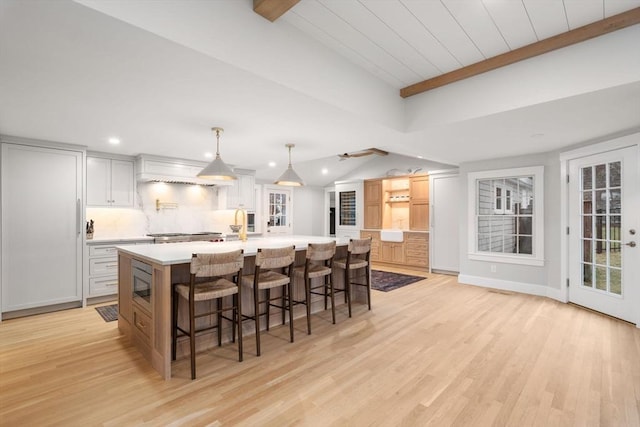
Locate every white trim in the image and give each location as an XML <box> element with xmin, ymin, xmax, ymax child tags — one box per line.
<box><xmin>467</xmin><ymin>166</ymin><xmax>544</xmax><ymax>266</ymax></box>
<box><xmin>559</xmin><ymin>132</ymin><xmax>640</xmax><ymax>162</ymax></box>
<box><xmin>458</xmin><ymin>274</ymin><xmax>565</xmax><ymax>302</ymax></box>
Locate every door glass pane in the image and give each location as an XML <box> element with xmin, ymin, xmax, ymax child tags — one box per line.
<box><xmin>610</xmin><ymin>269</ymin><xmax>622</xmax><ymax>295</ymax></box>
<box><xmin>595</xmin><ymin>164</ymin><xmax>606</xmax><ymax>189</ymax></box>
<box><xmin>582</xmin><ymin>166</ymin><xmax>592</xmax><ymax>190</ymax></box>
<box><xmin>595</xmin><ymin>266</ymin><xmax>607</xmax><ymax>290</ymax></box>
<box><xmin>582</xmin><ymin>191</ymin><xmax>592</xmax><ymax>214</ymax></box>
<box><xmin>609</xmin><ymin>161</ymin><xmax>620</xmax><ymax>187</ymax></box>
<box><xmin>595</xmin><ymin>190</ymin><xmax>606</xmax><ymax>212</ymax></box>
<box><xmin>582</xmin><ymin>215</ymin><xmax>592</xmax><ymax>238</ymax></box>
<box><xmin>610</xmin><ymin>241</ymin><xmax>621</xmax><ymax>268</ymax></box>
<box><xmin>582</xmin><ymin>263</ymin><xmax>592</xmax><ymax>287</ymax></box>
<box><xmin>582</xmin><ymin>240</ymin><xmax>592</xmax><ymax>263</ymax></box>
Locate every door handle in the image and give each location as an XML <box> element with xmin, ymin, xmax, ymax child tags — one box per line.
<box><xmin>625</xmin><ymin>241</ymin><xmax>636</xmax><ymax>247</ymax></box>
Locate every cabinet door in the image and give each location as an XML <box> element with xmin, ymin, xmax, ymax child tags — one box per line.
<box><xmin>364</xmin><ymin>180</ymin><xmax>382</xmax><ymax>229</ymax></box>
<box><xmin>410</xmin><ymin>201</ymin><xmax>429</xmax><ymax>231</ymax></box>
<box><xmin>410</xmin><ymin>176</ymin><xmax>429</xmax><ymax>231</ymax></box>
<box><xmin>238</xmin><ymin>174</ymin><xmax>256</xmax><ymax>210</ymax></box>
<box><xmin>2</xmin><ymin>143</ymin><xmax>83</xmax><ymax>312</ymax></box>
<box><xmin>110</xmin><ymin>160</ymin><xmax>134</xmax><ymax>207</ymax></box>
<box><xmin>380</xmin><ymin>242</ymin><xmax>405</xmax><ymax>263</ymax></box>
<box><xmin>410</xmin><ymin>176</ymin><xmax>429</xmax><ymax>201</ymax></box>
<box><xmin>86</xmin><ymin>156</ymin><xmax>111</xmax><ymax>206</ymax></box>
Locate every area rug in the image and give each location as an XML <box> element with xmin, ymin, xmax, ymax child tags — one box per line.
<box><xmin>371</xmin><ymin>270</ymin><xmax>425</xmax><ymax>292</ymax></box>
<box><xmin>95</xmin><ymin>304</ymin><xmax>118</xmax><ymax>322</ymax></box>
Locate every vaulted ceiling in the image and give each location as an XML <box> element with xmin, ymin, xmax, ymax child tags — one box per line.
<box><xmin>1</xmin><ymin>0</ymin><xmax>639</xmax><ymax>186</ymax></box>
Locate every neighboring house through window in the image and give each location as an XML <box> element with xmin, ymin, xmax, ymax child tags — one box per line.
<box><xmin>468</xmin><ymin>166</ymin><xmax>544</xmax><ymax>266</ymax></box>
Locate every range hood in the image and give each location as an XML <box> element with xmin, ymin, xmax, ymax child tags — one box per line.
<box><xmin>136</xmin><ymin>154</ymin><xmax>233</xmax><ymax>186</ymax></box>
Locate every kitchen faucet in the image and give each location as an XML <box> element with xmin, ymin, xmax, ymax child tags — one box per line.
<box><xmin>234</xmin><ymin>208</ymin><xmax>248</xmax><ymax>242</ymax></box>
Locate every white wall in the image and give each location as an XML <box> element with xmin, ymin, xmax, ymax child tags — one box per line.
<box><xmin>458</xmin><ymin>151</ymin><xmax>562</xmax><ymax>298</ymax></box>
<box><xmin>292</xmin><ymin>186</ymin><xmax>325</xmax><ymax>236</ymax></box>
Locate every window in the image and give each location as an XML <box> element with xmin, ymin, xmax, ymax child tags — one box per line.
<box><xmin>468</xmin><ymin>166</ymin><xmax>544</xmax><ymax>266</ymax></box>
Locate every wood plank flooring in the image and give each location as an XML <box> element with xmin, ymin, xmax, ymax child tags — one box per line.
<box><xmin>1</xmin><ymin>272</ymin><xmax>639</xmax><ymax>426</ymax></box>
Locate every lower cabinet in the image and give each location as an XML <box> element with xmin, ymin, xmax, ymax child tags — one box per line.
<box><xmin>381</xmin><ymin>241</ymin><xmax>405</xmax><ymax>264</ymax></box>
<box><xmin>404</xmin><ymin>232</ymin><xmax>429</xmax><ymax>268</ymax></box>
<box><xmin>361</xmin><ymin>230</ymin><xmax>429</xmax><ymax>269</ymax></box>
<box><xmin>85</xmin><ymin>240</ymin><xmax>152</xmax><ymax>303</ymax></box>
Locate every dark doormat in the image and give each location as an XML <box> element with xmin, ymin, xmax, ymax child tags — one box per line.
<box><xmin>371</xmin><ymin>270</ymin><xmax>425</xmax><ymax>292</ymax></box>
<box><xmin>95</xmin><ymin>304</ymin><xmax>118</xmax><ymax>322</ymax></box>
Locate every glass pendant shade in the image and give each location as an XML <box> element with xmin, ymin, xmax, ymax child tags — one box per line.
<box><xmin>275</xmin><ymin>144</ymin><xmax>304</xmax><ymax>186</ymax></box>
<box><xmin>197</xmin><ymin>127</ymin><xmax>237</xmax><ymax>180</ymax></box>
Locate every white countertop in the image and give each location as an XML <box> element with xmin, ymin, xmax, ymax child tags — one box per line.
<box><xmin>116</xmin><ymin>235</ymin><xmax>351</xmax><ymax>265</ymax></box>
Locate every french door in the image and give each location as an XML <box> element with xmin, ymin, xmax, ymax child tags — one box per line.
<box><xmin>568</xmin><ymin>146</ymin><xmax>639</xmax><ymax>323</ymax></box>
<box><xmin>264</xmin><ymin>186</ymin><xmax>292</xmax><ymax>235</ymax></box>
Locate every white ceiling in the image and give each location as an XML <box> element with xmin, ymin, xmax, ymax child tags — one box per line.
<box><xmin>283</xmin><ymin>0</ymin><xmax>640</xmax><ymax>88</ymax></box>
<box><xmin>0</xmin><ymin>0</ymin><xmax>639</xmax><ymax>187</ymax></box>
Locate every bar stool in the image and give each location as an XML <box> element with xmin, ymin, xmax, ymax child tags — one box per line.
<box><xmin>242</xmin><ymin>246</ymin><xmax>296</xmax><ymax>356</ymax></box>
<box><xmin>333</xmin><ymin>237</ymin><xmax>372</xmax><ymax>317</ymax></box>
<box><xmin>172</xmin><ymin>250</ymin><xmax>244</xmax><ymax>380</ymax></box>
<box><xmin>293</xmin><ymin>241</ymin><xmax>337</xmax><ymax>334</ymax></box>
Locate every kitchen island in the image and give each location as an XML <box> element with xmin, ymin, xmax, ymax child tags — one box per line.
<box><xmin>117</xmin><ymin>235</ymin><xmax>353</xmax><ymax>379</ymax></box>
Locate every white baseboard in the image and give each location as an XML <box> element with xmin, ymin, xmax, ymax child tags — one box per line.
<box><xmin>458</xmin><ymin>274</ymin><xmax>565</xmax><ymax>302</ymax></box>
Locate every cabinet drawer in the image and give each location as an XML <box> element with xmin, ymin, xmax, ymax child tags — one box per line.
<box><xmin>406</xmin><ymin>248</ymin><xmax>428</xmax><ymax>258</ymax></box>
<box><xmin>89</xmin><ymin>245</ymin><xmax>118</xmax><ymax>257</ymax></box>
<box><xmin>406</xmin><ymin>243</ymin><xmax>428</xmax><ymax>252</ymax></box>
<box><xmin>89</xmin><ymin>257</ymin><xmax>119</xmax><ymax>275</ymax></box>
<box><xmin>406</xmin><ymin>256</ymin><xmax>428</xmax><ymax>267</ymax></box>
<box><xmin>133</xmin><ymin>304</ymin><xmax>152</xmax><ymax>340</ymax></box>
<box><xmin>89</xmin><ymin>276</ymin><xmax>118</xmax><ymax>295</ymax></box>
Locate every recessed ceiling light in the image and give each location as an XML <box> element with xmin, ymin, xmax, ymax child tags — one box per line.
<box><xmin>204</xmin><ymin>152</ymin><xmax>213</xmax><ymax>159</ymax></box>
<box><xmin>321</xmin><ymin>168</ymin><xmax>328</xmax><ymax>175</ymax></box>
<box><xmin>268</xmin><ymin>161</ymin><xmax>276</xmax><ymax>167</ymax></box>
<box><xmin>417</xmin><ymin>155</ymin><xmax>423</xmax><ymax>159</ymax></box>
<box><xmin>108</xmin><ymin>137</ymin><xmax>120</xmax><ymax>145</ymax></box>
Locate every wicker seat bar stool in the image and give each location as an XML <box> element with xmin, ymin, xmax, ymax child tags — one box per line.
<box><xmin>172</xmin><ymin>249</ymin><xmax>244</xmax><ymax>380</ymax></box>
<box><xmin>241</xmin><ymin>246</ymin><xmax>296</xmax><ymax>356</ymax></box>
<box><xmin>333</xmin><ymin>237</ymin><xmax>372</xmax><ymax>317</ymax></box>
<box><xmin>293</xmin><ymin>241</ymin><xmax>337</xmax><ymax>334</ymax></box>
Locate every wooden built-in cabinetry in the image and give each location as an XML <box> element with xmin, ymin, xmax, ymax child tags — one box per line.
<box><xmin>360</xmin><ymin>230</ymin><xmax>428</xmax><ymax>269</ymax></box>
<box><xmin>364</xmin><ymin>180</ymin><xmax>382</xmax><ymax>229</ymax></box>
<box><xmin>363</xmin><ymin>174</ymin><xmax>429</xmax><ymax>231</ymax></box>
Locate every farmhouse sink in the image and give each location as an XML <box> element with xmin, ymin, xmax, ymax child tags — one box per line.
<box><xmin>380</xmin><ymin>229</ymin><xmax>404</xmax><ymax>242</ymax></box>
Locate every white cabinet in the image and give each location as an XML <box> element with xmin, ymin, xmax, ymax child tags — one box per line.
<box><xmin>1</xmin><ymin>141</ymin><xmax>83</xmax><ymax>316</ymax></box>
<box><xmin>218</xmin><ymin>170</ymin><xmax>256</xmax><ymax>210</ymax></box>
<box><xmin>85</xmin><ymin>239</ymin><xmax>152</xmax><ymax>302</ymax></box>
<box><xmin>87</xmin><ymin>156</ymin><xmax>134</xmax><ymax>207</ymax></box>
<box><xmin>334</xmin><ymin>180</ymin><xmax>364</xmax><ymax>239</ymax></box>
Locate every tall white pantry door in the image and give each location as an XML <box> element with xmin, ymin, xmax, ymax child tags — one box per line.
<box><xmin>1</xmin><ymin>143</ymin><xmax>83</xmax><ymax>315</ymax></box>
<box><xmin>568</xmin><ymin>146</ymin><xmax>639</xmax><ymax>324</ymax></box>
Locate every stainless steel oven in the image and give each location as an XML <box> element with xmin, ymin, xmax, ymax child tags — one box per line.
<box><xmin>132</xmin><ymin>259</ymin><xmax>152</xmax><ymax>310</ymax></box>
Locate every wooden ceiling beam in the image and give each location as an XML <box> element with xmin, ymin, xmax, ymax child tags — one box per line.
<box><xmin>400</xmin><ymin>7</ymin><xmax>640</xmax><ymax>98</ymax></box>
<box><xmin>254</xmin><ymin>0</ymin><xmax>300</xmax><ymax>22</ymax></box>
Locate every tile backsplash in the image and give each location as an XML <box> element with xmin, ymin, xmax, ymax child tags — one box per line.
<box><xmin>86</xmin><ymin>182</ymin><xmax>236</xmax><ymax>238</ymax></box>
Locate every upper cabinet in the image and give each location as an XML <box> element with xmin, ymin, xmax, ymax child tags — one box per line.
<box><xmin>363</xmin><ymin>179</ymin><xmax>382</xmax><ymax>229</ymax></box>
<box><xmin>217</xmin><ymin>169</ymin><xmax>256</xmax><ymax>210</ymax></box>
<box><xmin>87</xmin><ymin>156</ymin><xmax>135</xmax><ymax>207</ymax></box>
<box><xmin>363</xmin><ymin>174</ymin><xmax>429</xmax><ymax>231</ymax></box>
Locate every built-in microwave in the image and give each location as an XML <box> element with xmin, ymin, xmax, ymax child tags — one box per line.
<box><xmin>132</xmin><ymin>259</ymin><xmax>152</xmax><ymax>311</ymax></box>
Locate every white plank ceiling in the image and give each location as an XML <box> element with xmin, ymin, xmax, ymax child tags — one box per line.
<box><xmin>283</xmin><ymin>0</ymin><xmax>640</xmax><ymax>88</ymax></box>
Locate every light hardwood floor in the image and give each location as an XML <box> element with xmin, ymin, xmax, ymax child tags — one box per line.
<box><xmin>1</xmin><ymin>272</ymin><xmax>639</xmax><ymax>426</ymax></box>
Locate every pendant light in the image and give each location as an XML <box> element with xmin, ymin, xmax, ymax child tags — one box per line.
<box><xmin>274</xmin><ymin>143</ymin><xmax>304</xmax><ymax>186</ymax></box>
<box><xmin>197</xmin><ymin>127</ymin><xmax>237</xmax><ymax>180</ymax></box>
